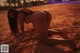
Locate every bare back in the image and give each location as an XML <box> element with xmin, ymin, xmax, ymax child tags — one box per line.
<box><xmin>26</xmin><ymin>11</ymin><xmax>51</xmax><ymax>42</ymax></box>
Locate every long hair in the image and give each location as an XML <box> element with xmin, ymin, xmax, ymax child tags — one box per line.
<box><xmin>8</xmin><ymin>9</ymin><xmax>19</xmax><ymax>35</ymax></box>
<box><xmin>8</xmin><ymin>8</ymin><xmax>35</xmax><ymax>35</ymax></box>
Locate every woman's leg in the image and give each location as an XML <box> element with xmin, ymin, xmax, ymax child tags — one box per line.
<box><xmin>32</xmin><ymin>12</ymin><xmax>57</xmax><ymax>45</ymax></box>
<box><xmin>32</xmin><ymin>12</ymin><xmax>49</xmax><ymax>43</ymax></box>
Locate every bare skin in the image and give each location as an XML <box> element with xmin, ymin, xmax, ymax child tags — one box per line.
<box><xmin>18</xmin><ymin>11</ymin><xmax>52</xmax><ymax>44</ymax></box>
<box><xmin>8</xmin><ymin>9</ymin><xmax>76</xmax><ymax>47</ymax></box>
<box><xmin>18</xmin><ymin>10</ymin><xmax>71</xmax><ymax>45</ymax></box>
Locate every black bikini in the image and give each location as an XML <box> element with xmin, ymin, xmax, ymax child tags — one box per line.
<box><xmin>19</xmin><ymin>10</ymin><xmax>33</xmax><ymax>23</ymax></box>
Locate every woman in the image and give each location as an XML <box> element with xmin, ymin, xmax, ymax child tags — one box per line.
<box><xmin>18</xmin><ymin>9</ymin><xmax>52</xmax><ymax>44</ymax></box>
<box><xmin>8</xmin><ymin>9</ymin><xmax>76</xmax><ymax>47</ymax></box>
<box><xmin>8</xmin><ymin>8</ymin><xmax>52</xmax><ymax>44</ymax></box>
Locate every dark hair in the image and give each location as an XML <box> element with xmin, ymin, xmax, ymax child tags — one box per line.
<box><xmin>8</xmin><ymin>9</ymin><xmax>19</xmax><ymax>34</ymax></box>
<box><xmin>8</xmin><ymin>9</ymin><xmax>34</xmax><ymax>35</ymax></box>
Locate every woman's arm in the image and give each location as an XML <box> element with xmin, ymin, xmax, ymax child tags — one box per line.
<box><xmin>18</xmin><ymin>12</ymin><xmax>25</xmax><ymax>34</ymax></box>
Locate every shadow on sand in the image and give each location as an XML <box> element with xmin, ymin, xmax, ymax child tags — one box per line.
<box><xmin>1</xmin><ymin>30</ymin><xmax>78</xmax><ymax>53</ymax></box>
